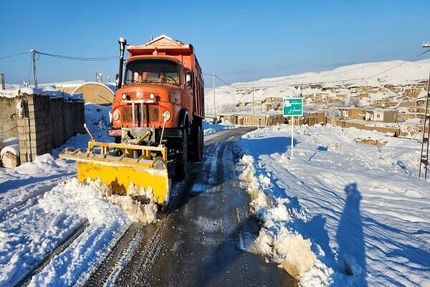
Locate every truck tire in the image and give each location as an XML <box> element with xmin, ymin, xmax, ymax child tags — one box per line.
<box><xmin>195</xmin><ymin>125</ymin><xmax>203</xmax><ymax>162</ymax></box>
<box><xmin>190</xmin><ymin>124</ymin><xmax>203</xmax><ymax>162</ymax></box>
<box><xmin>175</xmin><ymin>128</ymin><xmax>188</xmax><ymax>180</ymax></box>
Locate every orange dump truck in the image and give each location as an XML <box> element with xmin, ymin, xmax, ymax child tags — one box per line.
<box><xmin>60</xmin><ymin>35</ymin><xmax>204</xmax><ymax>205</ymax></box>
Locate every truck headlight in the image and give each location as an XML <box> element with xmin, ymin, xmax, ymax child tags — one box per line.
<box><xmin>162</xmin><ymin>110</ymin><xmax>171</xmax><ymax>122</ymax></box>
<box><xmin>122</xmin><ymin>93</ymin><xmax>127</xmax><ymax>100</ymax></box>
<box><xmin>113</xmin><ymin>109</ymin><xmax>120</xmax><ymax>121</ymax></box>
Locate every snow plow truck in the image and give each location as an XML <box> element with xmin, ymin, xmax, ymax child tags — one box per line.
<box><xmin>60</xmin><ymin>35</ymin><xmax>204</xmax><ymax>206</ymax></box>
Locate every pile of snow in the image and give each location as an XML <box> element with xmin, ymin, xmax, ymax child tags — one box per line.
<box><xmin>237</xmin><ymin>124</ymin><xmax>430</xmax><ymax>286</ymax></box>
<box><xmin>239</xmin><ymin>155</ymin><xmax>333</xmax><ymax>286</ymax></box>
<box><xmin>0</xmin><ymin>178</ymin><xmax>131</xmax><ymax>286</ymax></box>
<box><xmin>203</xmin><ymin>120</ymin><xmax>235</xmax><ymax>135</ymax></box>
<box><xmin>53</xmin><ymin>103</ymin><xmax>114</xmax><ymax>154</ymax></box>
<box><xmin>108</xmin><ymin>183</ymin><xmax>158</xmax><ymax>224</ymax></box>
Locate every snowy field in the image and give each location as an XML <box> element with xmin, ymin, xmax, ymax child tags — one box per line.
<box><xmin>238</xmin><ymin>124</ymin><xmax>430</xmax><ymax>286</ymax></box>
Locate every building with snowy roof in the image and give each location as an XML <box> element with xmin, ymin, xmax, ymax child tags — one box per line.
<box><xmin>56</xmin><ymin>81</ymin><xmax>115</xmax><ymax>105</ymax></box>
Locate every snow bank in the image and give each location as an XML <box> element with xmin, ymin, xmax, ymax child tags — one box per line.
<box><xmin>239</xmin><ymin>155</ymin><xmax>333</xmax><ymax>286</ymax></box>
<box><xmin>0</xmin><ymin>178</ymin><xmax>131</xmax><ymax>287</ymax></box>
<box><xmin>203</xmin><ymin>120</ymin><xmax>235</xmax><ymax>135</ymax></box>
<box><xmin>237</xmin><ymin>124</ymin><xmax>430</xmax><ymax>286</ymax></box>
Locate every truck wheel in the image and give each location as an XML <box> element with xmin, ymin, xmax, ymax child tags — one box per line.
<box><xmin>190</xmin><ymin>125</ymin><xmax>203</xmax><ymax>162</ymax></box>
<box><xmin>195</xmin><ymin>125</ymin><xmax>203</xmax><ymax>162</ymax></box>
<box><xmin>175</xmin><ymin>128</ymin><xmax>188</xmax><ymax>180</ymax></box>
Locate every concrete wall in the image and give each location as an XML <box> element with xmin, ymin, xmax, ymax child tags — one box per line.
<box><xmin>13</xmin><ymin>94</ymin><xmax>85</xmax><ymax>163</ymax></box>
<box><xmin>17</xmin><ymin>95</ymin><xmax>52</xmax><ymax>163</ymax></box>
<box><xmin>0</xmin><ymin>97</ymin><xmax>18</xmax><ymax>140</ymax></box>
<box><xmin>383</xmin><ymin>111</ymin><xmax>398</xmax><ymax>123</ymax></box>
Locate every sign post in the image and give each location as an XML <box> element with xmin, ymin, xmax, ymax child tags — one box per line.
<box><xmin>283</xmin><ymin>98</ymin><xmax>303</xmax><ymax>159</ymax></box>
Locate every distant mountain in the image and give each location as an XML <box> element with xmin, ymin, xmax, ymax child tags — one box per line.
<box><xmin>205</xmin><ymin>59</ymin><xmax>430</xmax><ymax>114</ymax></box>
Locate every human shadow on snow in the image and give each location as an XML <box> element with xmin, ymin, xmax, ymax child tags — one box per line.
<box><xmin>335</xmin><ymin>183</ymin><xmax>368</xmax><ymax>286</ymax></box>
<box><xmin>253</xmin><ymin>162</ymin><xmax>368</xmax><ymax>286</ymax></box>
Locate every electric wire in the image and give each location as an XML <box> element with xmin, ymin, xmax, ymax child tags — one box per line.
<box><xmin>35</xmin><ymin>50</ymin><xmax>117</xmax><ymax>61</ymax></box>
<box><xmin>0</xmin><ymin>51</ymin><xmax>29</xmax><ymax>60</ymax></box>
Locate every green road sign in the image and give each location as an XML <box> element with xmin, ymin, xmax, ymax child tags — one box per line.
<box><xmin>283</xmin><ymin>98</ymin><xmax>303</xmax><ymax>116</ymax></box>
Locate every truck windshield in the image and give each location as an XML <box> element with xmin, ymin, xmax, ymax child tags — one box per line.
<box><xmin>125</xmin><ymin>59</ymin><xmax>180</xmax><ymax>85</ymax></box>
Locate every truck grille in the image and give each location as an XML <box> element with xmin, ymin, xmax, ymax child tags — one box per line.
<box><xmin>121</xmin><ymin>104</ymin><xmax>159</xmax><ymax>127</ymax></box>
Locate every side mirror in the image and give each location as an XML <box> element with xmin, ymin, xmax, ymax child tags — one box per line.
<box><xmin>115</xmin><ymin>74</ymin><xmax>120</xmax><ymax>87</ymax></box>
<box><xmin>185</xmin><ymin>72</ymin><xmax>192</xmax><ymax>88</ymax></box>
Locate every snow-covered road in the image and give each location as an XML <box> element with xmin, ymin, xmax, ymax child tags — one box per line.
<box><xmin>0</xmin><ymin>104</ymin><xmax>240</xmax><ymax>286</ymax></box>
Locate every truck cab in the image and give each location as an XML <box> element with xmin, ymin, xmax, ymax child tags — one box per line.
<box><xmin>109</xmin><ymin>35</ymin><xmax>204</xmax><ymax>178</ymax></box>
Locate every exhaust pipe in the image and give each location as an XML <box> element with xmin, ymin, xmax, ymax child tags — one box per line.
<box><xmin>117</xmin><ymin>37</ymin><xmax>127</xmax><ymax>89</ymax></box>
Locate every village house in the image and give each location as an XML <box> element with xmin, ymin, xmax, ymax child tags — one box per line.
<box><xmin>305</xmin><ymin>111</ymin><xmax>326</xmax><ymax>126</ymax></box>
<box><xmin>218</xmin><ymin>112</ymin><xmax>285</xmax><ymax>127</ymax></box>
<box><xmin>56</xmin><ymin>82</ymin><xmax>115</xmax><ymax>105</ymax></box>
<box><xmin>404</xmin><ymin>87</ymin><xmax>422</xmax><ymax>98</ymax></box>
<box><xmin>337</xmin><ymin>107</ymin><xmax>364</xmax><ymax>120</ymax></box>
<box><xmin>365</xmin><ymin>108</ymin><xmax>398</xmax><ymax>123</ymax></box>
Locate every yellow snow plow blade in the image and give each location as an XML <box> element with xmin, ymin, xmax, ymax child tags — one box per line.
<box><xmin>60</xmin><ymin>140</ymin><xmax>170</xmax><ymax>205</ymax></box>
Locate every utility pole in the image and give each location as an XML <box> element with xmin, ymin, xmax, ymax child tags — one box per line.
<box><xmin>419</xmin><ymin>42</ymin><xmax>430</xmax><ymax>179</ymax></box>
<box><xmin>213</xmin><ymin>72</ymin><xmax>216</xmax><ymax>118</ymax></box>
<box><xmin>0</xmin><ymin>74</ymin><xmax>5</xmax><ymax>90</ymax></box>
<box><xmin>252</xmin><ymin>88</ymin><xmax>255</xmax><ymax>118</ymax></box>
<box><xmin>30</xmin><ymin>49</ymin><xmax>38</xmax><ymax>88</ymax></box>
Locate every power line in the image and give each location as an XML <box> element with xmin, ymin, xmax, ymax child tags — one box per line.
<box><xmin>366</xmin><ymin>49</ymin><xmax>430</xmax><ymax>80</ymax></box>
<box><xmin>203</xmin><ymin>72</ymin><xmax>239</xmax><ymax>89</ymax></box>
<box><xmin>35</xmin><ymin>50</ymin><xmax>117</xmax><ymax>61</ymax></box>
<box><xmin>0</xmin><ymin>51</ymin><xmax>29</xmax><ymax>60</ymax></box>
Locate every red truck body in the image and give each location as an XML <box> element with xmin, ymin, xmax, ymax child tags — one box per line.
<box><xmin>109</xmin><ymin>35</ymin><xmax>205</xmax><ymax>177</ymax></box>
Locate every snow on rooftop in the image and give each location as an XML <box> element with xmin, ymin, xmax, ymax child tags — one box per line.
<box><xmin>0</xmin><ymin>85</ymin><xmax>82</xmax><ymax>100</ymax></box>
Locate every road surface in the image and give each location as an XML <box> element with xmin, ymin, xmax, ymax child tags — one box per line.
<box><xmin>86</xmin><ymin>127</ymin><xmax>297</xmax><ymax>287</ymax></box>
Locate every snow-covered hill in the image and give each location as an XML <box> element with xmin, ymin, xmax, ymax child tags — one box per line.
<box><xmin>206</xmin><ymin>59</ymin><xmax>430</xmax><ymax>114</ymax></box>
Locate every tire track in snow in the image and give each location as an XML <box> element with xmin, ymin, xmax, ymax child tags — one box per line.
<box><xmin>16</xmin><ymin>219</ymin><xmax>90</xmax><ymax>287</ymax></box>
<box><xmin>84</xmin><ymin>128</ymin><xmax>255</xmax><ymax>286</ymax></box>
<box><xmin>83</xmin><ymin>222</ymin><xmax>144</xmax><ymax>287</ymax></box>
<box><xmin>0</xmin><ymin>176</ymin><xmax>72</xmax><ymax>222</ymax></box>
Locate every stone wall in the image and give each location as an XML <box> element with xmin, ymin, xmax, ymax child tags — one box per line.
<box><xmin>12</xmin><ymin>93</ymin><xmax>85</xmax><ymax>163</ymax></box>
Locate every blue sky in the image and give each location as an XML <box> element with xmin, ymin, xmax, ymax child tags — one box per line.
<box><xmin>0</xmin><ymin>0</ymin><xmax>429</xmax><ymax>86</ymax></box>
